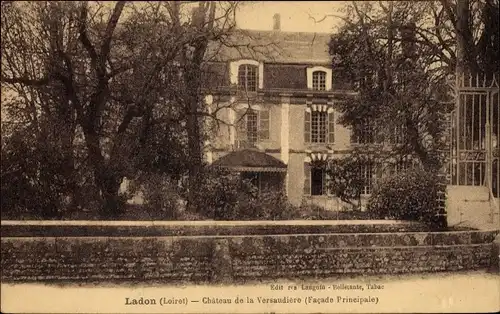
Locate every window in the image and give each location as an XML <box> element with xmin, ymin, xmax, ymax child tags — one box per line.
<box><xmin>238</xmin><ymin>64</ymin><xmax>258</xmax><ymax>92</ymax></box>
<box><xmin>307</xmin><ymin>66</ymin><xmax>332</xmax><ymax>91</ymax></box>
<box><xmin>310</xmin><ymin>167</ymin><xmax>331</xmax><ymax>195</ymax></box>
<box><xmin>305</xmin><ymin>161</ymin><xmax>372</xmax><ymax>197</ymax></box>
<box><xmin>246</xmin><ymin>110</ymin><xmax>258</xmax><ymax>144</ymax></box>
<box><xmin>389</xmin><ymin>124</ymin><xmax>406</xmax><ymax>144</ymax></box>
<box><xmin>351</xmin><ymin>120</ymin><xmax>375</xmax><ymax>144</ymax></box>
<box><xmin>312</xmin><ymin>71</ymin><xmax>326</xmax><ymax>91</ymax></box>
<box><xmin>304</xmin><ymin>161</ymin><xmax>331</xmax><ymax>196</ymax></box>
<box><xmin>360</xmin><ymin>163</ymin><xmax>373</xmax><ymax>195</ymax></box>
<box><xmin>236</xmin><ymin>108</ymin><xmax>270</xmax><ymax>146</ymax></box>
<box><xmin>304</xmin><ymin>162</ymin><xmax>331</xmax><ymax>196</ymax></box>
<box><xmin>241</xmin><ymin>172</ymin><xmax>261</xmax><ymax>191</ymax></box>
<box><xmin>311</xmin><ymin>111</ymin><xmax>328</xmax><ymax>143</ymax></box>
<box><xmin>305</xmin><ymin>109</ymin><xmax>335</xmax><ymax>144</ymax></box>
<box><xmin>393</xmin><ymin>159</ymin><xmax>412</xmax><ymax>174</ymax></box>
<box><xmin>392</xmin><ymin>156</ymin><xmax>417</xmax><ymax>174</ymax></box>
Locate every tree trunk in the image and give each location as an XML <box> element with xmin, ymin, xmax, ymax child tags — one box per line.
<box><xmin>183</xmin><ymin>3</ymin><xmax>214</xmax><ymax>213</ymax></box>
<box><xmin>96</xmin><ymin>169</ymin><xmax>123</xmax><ymax>217</ymax></box>
<box><xmin>83</xmin><ymin>126</ymin><xmax>123</xmax><ymax>216</ymax></box>
<box><xmin>455</xmin><ymin>0</ymin><xmax>478</xmax><ymax>75</ymax></box>
<box><xmin>60</xmin><ymin>100</ymin><xmax>79</xmax><ymax>212</ymax></box>
<box><xmin>185</xmin><ymin>73</ymin><xmax>203</xmax><ymax>212</ymax></box>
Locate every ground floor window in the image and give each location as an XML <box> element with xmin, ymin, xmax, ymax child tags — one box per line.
<box><xmin>392</xmin><ymin>157</ymin><xmax>414</xmax><ymax>174</ymax></box>
<box><xmin>305</xmin><ymin>161</ymin><xmax>374</xmax><ymax>197</ymax></box>
<box><xmin>310</xmin><ymin>166</ymin><xmax>331</xmax><ymax>196</ymax></box>
<box><xmin>241</xmin><ymin>172</ymin><xmax>261</xmax><ymax>191</ymax></box>
<box><xmin>360</xmin><ymin>163</ymin><xmax>373</xmax><ymax>195</ymax></box>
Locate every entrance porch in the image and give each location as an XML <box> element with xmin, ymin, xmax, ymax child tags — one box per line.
<box><xmin>211</xmin><ymin>149</ymin><xmax>287</xmax><ymax>193</ymax></box>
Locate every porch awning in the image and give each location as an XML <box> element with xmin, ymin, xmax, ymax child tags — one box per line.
<box><xmin>212</xmin><ymin>149</ymin><xmax>287</xmax><ymax>172</ymax></box>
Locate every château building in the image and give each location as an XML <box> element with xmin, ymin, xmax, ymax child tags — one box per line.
<box><xmin>204</xmin><ymin>14</ymin><xmax>379</xmax><ymax>210</ymax></box>
<box><xmin>204</xmin><ymin>14</ymin><xmax>500</xmax><ymax>226</ymax></box>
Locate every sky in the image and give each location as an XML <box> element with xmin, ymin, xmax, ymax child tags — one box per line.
<box><xmin>236</xmin><ymin>1</ymin><xmax>348</xmax><ymax>33</ymax></box>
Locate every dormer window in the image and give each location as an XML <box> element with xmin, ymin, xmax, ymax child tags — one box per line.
<box><xmin>307</xmin><ymin>66</ymin><xmax>332</xmax><ymax>91</ymax></box>
<box><xmin>229</xmin><ymin>60</ymin><xmax>263</xmax><ymax>91</ymax></box>
<box><xmin>238</xmin><ymin>64</ymin><xmax>258</xmax><ymax>92</ymax></box>
<box><xmin>312</xmin><ymin>71</ymin><xmax>326</xmax><ymax>91</ymax></box>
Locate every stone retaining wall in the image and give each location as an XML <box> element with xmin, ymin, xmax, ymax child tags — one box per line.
<box><xmin>1</xmin><ymin>228</ymin><xmax>498</xmax><ymax>283</ymax></box>
<box><xmin>1</xmin><ymin>237</ymin><xmax>215</xmax><ymax>282</ymax></box>
<box><xmin>0</xmin><ymin>220</ymin><xmax>436</xmax><ymax>237</ymax></box>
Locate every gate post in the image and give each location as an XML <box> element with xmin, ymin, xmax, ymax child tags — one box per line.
<box><xmin>485</xmin><ymin>91</ymin><xmax>491</xmax><ymax>189</ymax></box>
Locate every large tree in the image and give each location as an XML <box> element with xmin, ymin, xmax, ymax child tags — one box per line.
<box><xmin>328</xmin><ymin>1</ymin><xmax>498</xmax><ymax>172</ymax></box>
<box><xmin>1</xmin><ymin>1</ymin><xmax>244</xmax><ymax>216</ymax></box>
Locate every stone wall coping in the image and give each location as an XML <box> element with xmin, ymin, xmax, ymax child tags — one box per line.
<box><xmin>1</xmin><ymin>229</ymin><xmax>498</xmax><ymax>241</ymax></box>
<box><xmin>0</xmin><ymin>220</ymin><xmax>415</xmax><ymax>226</ymax></box>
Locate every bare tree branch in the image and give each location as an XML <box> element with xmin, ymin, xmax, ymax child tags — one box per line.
<box><xmin>100</xmin><ymin>1</ymin><xmax>126</xmax><ymax>60</ymax></box>
<box><xmin>1</xmin><ymin>75</ymin><xmax>49</xmax><ymax>86</ymax></box>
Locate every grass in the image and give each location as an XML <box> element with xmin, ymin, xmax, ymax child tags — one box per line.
<box><xmin>1</xmin><ymin>203</ymin><xmax>375</xmax><ymax>221</ymax></box>
<box><xmin>294</xmin><ymin>206</ymin><xmax>373</xmax><ymax>220</ymax></box>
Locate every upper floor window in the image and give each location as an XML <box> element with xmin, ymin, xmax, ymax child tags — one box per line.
<box><xmin>236</xmin><ymin>108</ymin><xmax>270</xmax><ymax>147</ymax></box>
<box><xmin>238</xmin><ymin>64</ymin><xmax>258</xmax><ymax>92</ymax></box>
<box><xmin>312</xmin><ymin>71</ymin><xmax>326</xmax><ymax>91</ymax></box>
<box><xmin>351</xmin><ymin>119</ymin><xmax>383</xmax><ymax>144</ymax></box>
<box><xmin>304</xmin><ymin>108</ymin><xmax>335</xmax><ymax>144</ymax></box>
<box><xmin>246</xmin><ymin>110</ymin><xmax>259</xmax><ymax>144</ymax></box>
<box><xmin>230</xmin><ymin>60</ymin><xmax>263</xmax><ymax>91</ymax></box>
<box><xmin>311</xmin><ymin>111</ymin><xmax>327</xmax><ymax>143</ymax></box>
<box><xmin>351</xmin><ymin>120</ymin><xmax>378</xmax><ymax>144</ymax></box>
<box><xmin>307</xmin><ymin>66</ymin><xmax>332</xmax><ymax>91</ymax></box>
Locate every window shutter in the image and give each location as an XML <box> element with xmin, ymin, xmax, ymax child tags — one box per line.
<box><xmin>235</xmin><ymin>109</ymin><xmax>246</xmax><ymax>142</ymax></box>
<box><xmin>304</xmin><ymin>110</ymin><xmax>311</xmax><ymax>143</ymax></box>
<box><xmin>259</xmin><ymin>110</ymin><xmax>270</xmax><ymax>140</ymax></box>
<box><xmin>328</xmin><ymin>111</ymin><xmax>335</xmax><ymax>143</ymax></box>
<box><xmin>303</xmin><ymin>162</ymin><xmax>311</xmax><ymax>195</ymax></box>
<box><xmin>324</xmin><ymin>169</ymin><xmax>332</xmax><ymax>195</ymax></box>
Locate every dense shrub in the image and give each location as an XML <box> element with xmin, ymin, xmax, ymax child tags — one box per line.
<box><xmin>325</xmin><ymin>155</ymin><xmax>371</xmax><ymax>209</ymax></box>
<box><xmin>190</xmin><ymin>167</ymin><xmax>298</xmax><ymax>220</ymax></box>
<box><xmin>1</xmin><ymin>129</ymin><xmax>70</xmax><ymax>219</ymax></box>
<box><xmin>367</xmin><ymin>168</ymin><xmax>446</xmax><ymax>227</ymax></box>
<box><xmin>233</xmin><ymin>190</ymin><xmax>298</xmax><ymax>220</ymax></box>
<box><xmin>131</xmin><ymin>174</ymin><xmax>181</xmax><ymax>219</ymax></box>
<box><xmin>189</xmin><ymin>167</ymin><xmax>247</xmax><ymax>219</ymax></box>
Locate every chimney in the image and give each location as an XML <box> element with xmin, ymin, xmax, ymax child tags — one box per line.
<box><xmin>273</xmin><ymin>13</ymin><xmax>281</xmax><ymax>31</ymax></box>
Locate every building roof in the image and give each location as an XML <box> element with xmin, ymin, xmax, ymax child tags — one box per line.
<box><xmin>207</xmin><ymin>29</ymin><xmax>332</xmax><ymax>64</ymax></box>
<box><xmin>212</xmin><ymin>149</ymin><xmax>287</xmax><ymax>172</ymax></box>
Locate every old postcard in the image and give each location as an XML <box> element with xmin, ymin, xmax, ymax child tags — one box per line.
<box><xmin>1</xmin><ymin>1</ymin><xmax>499</xmax><ymax>313</ymax></box>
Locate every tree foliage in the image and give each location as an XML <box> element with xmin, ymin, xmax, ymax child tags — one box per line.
<box><xmin>327</xmin><ymin>1</ymin><xmax>499</xmax><ymax>171</ymax></box>
<box><xmin>368</xmin><ymin>167</ymin><xmax>447</xmax><ymax>228</ymax></box>
<box><xmin>325</xmin><ymin>154</ymin><xmax>371</xmax><ymax>209</ymax></box>
<box><xmin>1</xmin><ymin>1</ymin><xmax>246</xmax><ymax>217</ymax></box>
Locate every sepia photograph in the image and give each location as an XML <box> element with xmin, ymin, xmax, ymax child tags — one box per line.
<box><xmin>0</xmin><ymin>1</ymin><xmax>499</xmax><ymax>313</ymax></box>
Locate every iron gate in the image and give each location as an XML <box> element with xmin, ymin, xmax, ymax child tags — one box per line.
<box><xmin>449</xmin><ymin>73</ymin><xmax>499</xmax><ymax>197</ymax></box>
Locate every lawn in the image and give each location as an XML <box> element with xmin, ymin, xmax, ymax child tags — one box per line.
<box><xmin>0</xmin><ymin>203</ymin><xmax>375</xmax><ymax>221</ymax></box>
